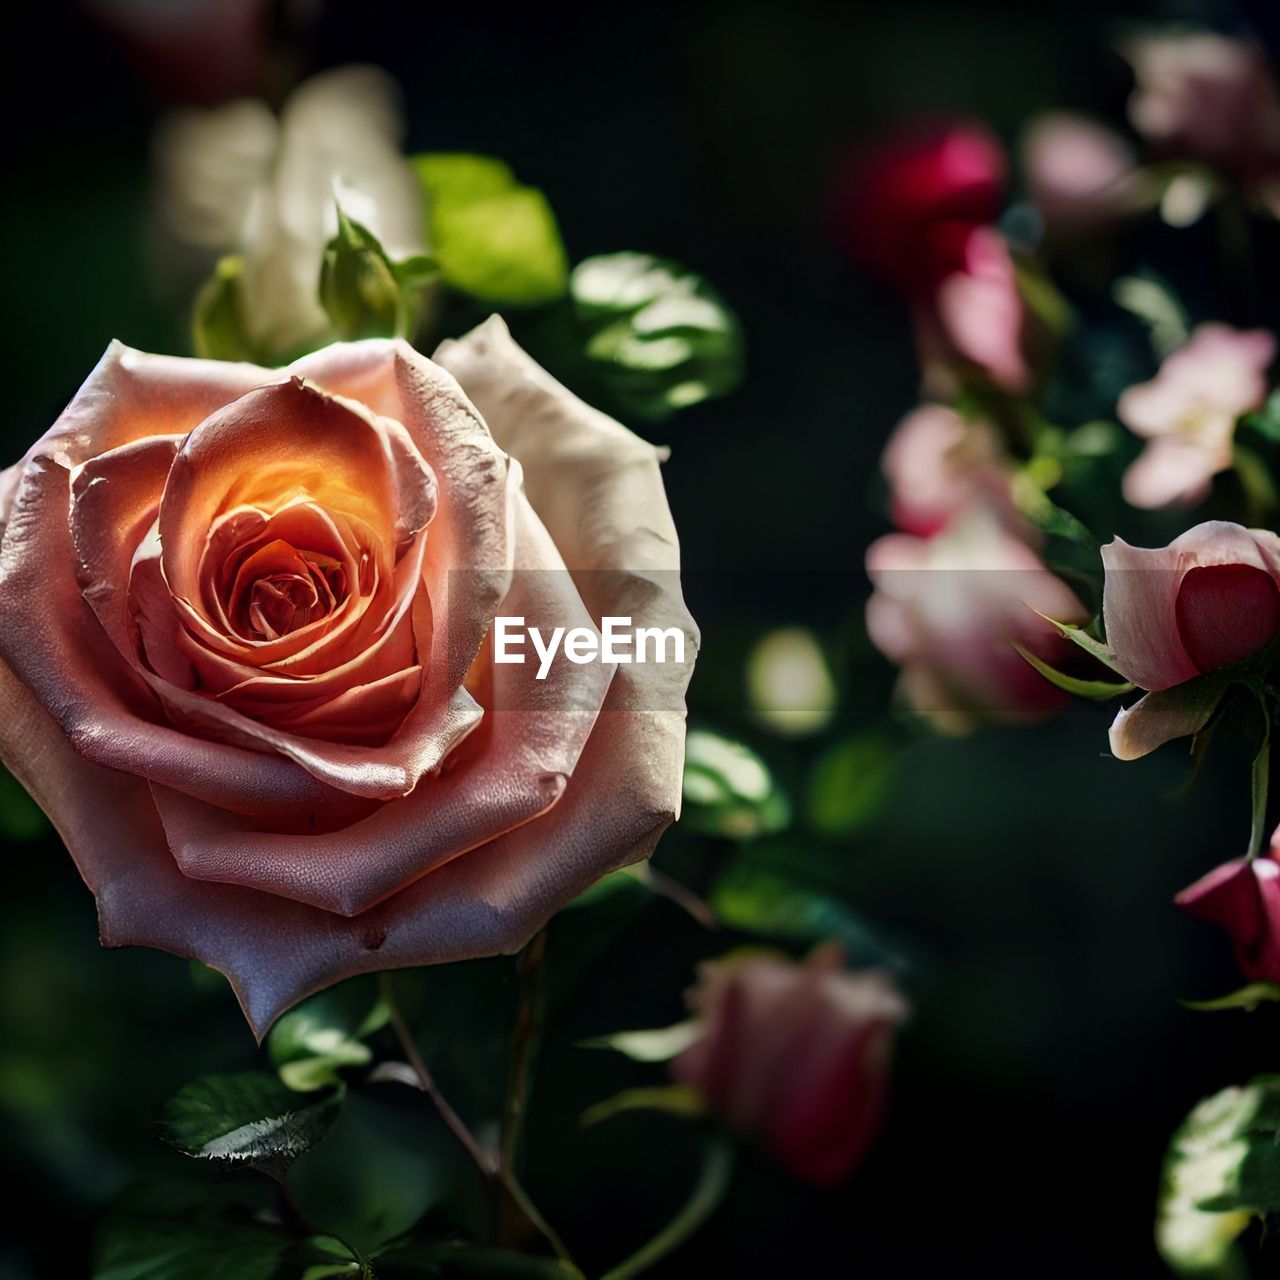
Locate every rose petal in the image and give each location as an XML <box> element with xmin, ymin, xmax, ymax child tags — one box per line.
<box><xmin>1107</xmin><ymin>679</ymin><xmax>1224</xmax><ymax>760</ymax></box>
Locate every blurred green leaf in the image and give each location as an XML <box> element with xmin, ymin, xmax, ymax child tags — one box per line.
<box><xmin>319</xmin><ymin>207</ymin><xmax>428</xmax><ymax>341</ymax></box>
<box><xmin>0</xmin><ymin>767</ymin><xmax>47</xmax><ymax>840</ymax></box>
<box><xmin>682</xmin><ymin>729</ymin><xmax>790</xmax><ymax>839</ymax></box>
<box><xmin>1180</xmin><ymin>983</ymin><xmax>1280</xmax><ymax>1013</ymax></box>
<box><xmin>744</xmin><ymin>627</ymin><xmax>838</xmax><ymax>738</ymax></box>
<box><xmin>581</xmin><ymin>1084</ymin><xmax>706</xmax><ymax>1127</ymax></box>
<box><xmin>93</xmin><ymin>1183</ymin><xmax>287</xmax><ymax>1280</ymax></box>
<box><xmin>1012</xmin><ymin>642</ymin><xmax>1133</xmax><ymax>700</ymax></box>
<box><xmin>579</xmin><ymin>1020</ymin><xmax>703</xmax><ymax>1063</ymax></box>
<box><xmin>413</xmin><ymin>153</ymin><xmax>567</xmax><ymax>305</ymax></box>
<box><xmin>568</xmin><ymin>252</ymin><xmax>744</xmax><ymax>421</ymax></box>
<box><xmin>269</xmin><ymin>978</ymin><xmax>390</xmax><ymax>1092</ymax></box>
<box><xmin>805</xmin><ymin>732</ymin><xmax>896</xmax><ymax>837</ymax></box>
<box><xmin>1242</xmin><ymin>391</ymin><xmax>1280</xmax><ymax>444</ymax></box>
<box><xmin>192</xmin><ymin>255</ymin><xmax>257</xmax><ymax>364</ymax></box>
<box><xmin>158</xmin><ymin>1072</ymin><xmax>340</xmax><ymax>1175</ymax></box>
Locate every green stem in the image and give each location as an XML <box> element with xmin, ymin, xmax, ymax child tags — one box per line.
<box><xmin>599</xmin><ymin>1137</ymin><xmax>734</xmax><ymax>1280</ymax></box>
<box><xmin>501</xmin><ymin>930</ymin><xmax>547</xmax><ymax>1177</ymax></box>
<box><xmin>1248</xmin><ymin>690</ymin><xmax>1272</xmax><ymax>862</ymax></box>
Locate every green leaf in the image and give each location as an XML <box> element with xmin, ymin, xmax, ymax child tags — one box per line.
<box><xmin>681</xmin><ymin>728</ymin><xmax>790</xmax><ymax>839</ymax></box>
<box><xmin>192</xmin><ymin>255</ymin><xmax>257</xmax><ymax>363</ymax></box>
<box><xmin>1114</xmin><ymin>271</ymin><xmax>1189</xmax><ymax>358</ymax></box>
<box><xmin>413</xmin><ymin>153</ymin><xmax>567</xmax><ymax>305</ymax></box>
<box><xmin>158</xmin><ymin>1072</ymin><xmax>340</xmax><ymax>1175</ymax></box>
<box><xmin>568</xmin><ymin>252</ymin><xmax>744</xmax><ymax>420</ymax></box>
<box><xmin>1180</xmin><ymin>983</ymin><xmax>1280</xmax><ymax>1013</ymax></box>
<box><xmin>805</xmin><ymin>732</ymin><xmax>897</xmax><ymax>837</ymax></box>
<box><xmin>579</xmin><ymin>1020</ymin><xmax>703</xmax><ymax>1063</ymax></box>
<box><xmin>93</xmin><ymin>1184</ymin><xmax>288</xmax><ymax>1280</ymax></box>
<box><xmin>1031</xmin><ymin>610</ymin><xmax>1126</xmax><ymax>673</ymax></box>
<box><xmin>581</xmin><ymin>1083</ymin><xmax>707</xmax><ymax>1127</ymax></box>
<box><xmin>1012</xmin><ymin>641</ymin><xmax>1134</xmax><ymax>700</ymax></box>
<box><xmin>1242</xmin><ymin>390</ymin><xmax>1280</xmax><ymax>444</ymax></box>
<box><xmin>269</xmin><ymin>978</ymin><xmax>390</xmax><ymax>1092</ymax></box>
<box><xmin>0</xmin><ymin>767</ymin><xmax>47</xmax><ymax>840</ymax></box>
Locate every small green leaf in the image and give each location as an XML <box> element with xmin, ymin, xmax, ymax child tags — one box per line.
<box><xmin>193</xmin><ymin>256</ymin><xmax>257</xmax><ymax>363</ymax></box>
<box><xmin>93</xmin><ymin>1183</ymin><xmax>288</xmax><ymax>1280</ymax></box>
<box><xmin>319</xmin><ymin>207</ymin><xmax>417</xmax><ymax>342</ymax></box>
<box><xmin>413</xmin><ymin>153</ymin><xmax>567</xmax><ymax>305</ymax></box>
<box><xmin>1031</xmin><ymin>610</ymin><xmax>1126</xmax><ymax>673</ymax></box>
<box><xmin>1180</xmin><ymin>983</ymin><xmax>1280</xmax><ymax>1013</ymax></box>
<box><xmin>568</xmin><ymin>252</ymin><xmax>744</xmax><ymax>421</ymax></box>
<box><xmin>158</xmin><ymin>1072</ymin><xmax>340</xmax><ymax>1175</ymax></box>
<box><xmin>581</xmin><ymin>1083</ymin><xmax>707</xmax><ymax>1128</ymax></box>
<box><xmin>579</xmin><ymin>1020</ymin><xmax>704</xmax><ymax>1063</ymax></box>
<box><xmin>805</xmin><ymin>732</ymin><xmax>897</xmax><ymax>837</ymax></box>
<box><xmin>269</xmin><ymin>978</ymin><xmax>390</xmax><ymax>1092</ymax></box>
<box><xmin>682</xmin><ymin>729</ymin><xmax>790</xmax><ymax>839</ymax></box>
<box><xmin>1013</xmin><ymin>641</ymin><xmax>1134</xmax><ymax>700</ymax></box>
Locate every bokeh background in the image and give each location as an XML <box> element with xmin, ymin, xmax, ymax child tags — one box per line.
<box><xmin>5</xmin><ymin>1</ymin><xmax>1280</xmax><ymax>1275</ymax></box>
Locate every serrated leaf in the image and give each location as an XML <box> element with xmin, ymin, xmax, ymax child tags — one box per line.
<box><xmin>580</xmin><ymin>1083</ymin><xmax>707</xmax><ymax>1127</ymax></box>
<box><xmin>413</xmin><ymin>153</ymin><xmax>567</xmax><ymax>305</ymax></box>
<box><xmin>93</xmin><ymin>1184</ymin><xmax>288</xmax><ymax>1280</ymax></box>
<box><xmin>682</xmin><ymin>728</ymin><xmax>790</xmax><ymax>839</ymax></box>
<box><xmin>1180</xmin><ymin>983</ymin><xmax>1280</xmax><ymax>1013</ymax></box>
<box><xmin>269</xmin><ymin>978</ymin><xmax>390</xmax><ymax>1092</ymax></box>
<box><xmin>568</xmin><ymin>252</ymin><xmax>744</xmax><ymax>421</ymax></box>
<box><xmin>1013</xmin><ymin>641</ymin><xmax>1134</xmax><ymax>700</ymax></box>
<box><xmin>158</xmin><ymin>1072</ymin><xmax>340</xmax><ymax>1174</ymax></box>
<box><xmin>579</xmin><ymin>1020</ymin><xmax>703</xmax><ymax>1063</ymax></box>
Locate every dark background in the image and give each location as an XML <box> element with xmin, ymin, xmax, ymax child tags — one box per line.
<box><xmin>3</xmin><ymin>1</ymin><xmax>1279</xmax><ymax>1276</ymax></box>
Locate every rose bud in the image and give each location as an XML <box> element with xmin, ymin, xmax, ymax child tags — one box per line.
<box><xmin>1101</xmin><ymin>522</ymin><xmax>1280</xmax><ymax>759</ymax></box>
<box><xmin>0</xmin><ymin>321</ymin><xmax>696</xmax><ymax>1035</ymax></box>
<box><xmin>880</xmin><ymin>404</ymin><xmax>1019</xmax><ymax>539</ymax></box>
<box><xmin>865</xmin><ymin>509</ymin><xmax>1088</xmax><ymax>733</ymax></box>
<box><xmin>1020</xmin><ymin>112</ymin><xmax>1148</xmax><ymax>237</ymax></box>
<box><xmin>829</xmin><ymin>120</ymin><xmax>1007</xmax><ymax>297</ymax></box>
<box><xmin>1124</xmin><ymin>33</ymin><xmax>1280</xmax><ymax>184</ymax></box>
<box><xmin>671</xmin><ymin>948</ymin><xmax>909</xmax><ymax>1187</ymax></box>
<box><xmin>1118</xmin><ymin>324</ymin><xmax>1275</xmax><ymax>510</ymax></box>
<box><xmin>1176</xmin><ymin>853</ymin><xmax>1280</xmax><ymax>985</ymax></box>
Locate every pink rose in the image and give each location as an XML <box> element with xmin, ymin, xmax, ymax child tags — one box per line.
<box><xmin>1118</xmin><ymin>324</ymin><xmax>1275</xmax><ymax>510</ymax></box>
<box><xmin>865</xmin><ymin>510</ymin><xmax>1087</xmax><ymax>733</ymax></box>
<box><xmin>0</xmin><ymin>320</ymin><xmax>696</xmax><ymax>1035</ymax></box>
<box><xmin>830</xmin><ymin>120</ymin><xmax>1007</xmax><ymax>297</ymax></box>
<box><xmin>1125</xmin><ymin>33</ymin><xmax>1280</xmax><ymax>182</ymax></box>
<box><xmin>1020</xmin><ymin>112</ymin><xmax>1146</xmax><ymax>237</ymax></box>
<box><xmin>671</xmin><ymin>948</ymin><xmax>908</xmax><ymax>1187</ymax></box>
<box><xmin>880</xmin><ymin>404</ymin><xmax>1017</xmax><ymax>538</ymax></box>
<box><xmin>1177</xmin><ymin>853</ymin><xmax>1280</xmax><ymax>985</ymax></box>
<box><xmin>1101</xmin><ymin>522</ymin><xmax>1280</xmax><ymax>758</ymax></box>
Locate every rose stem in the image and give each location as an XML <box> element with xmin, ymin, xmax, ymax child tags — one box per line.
<box><xmin>598</xmin><ymin>1136</ymin><xmax>735</xmax><ymax>1280</ymax></box>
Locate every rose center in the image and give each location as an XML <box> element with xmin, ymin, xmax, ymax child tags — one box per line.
<box><xmin>1175</xmin><ymin>563</ymin><xmax>1280</xmax><ymax>673</ymax></box>
<box><xmin>227</xmin><ymin>538</ymin><xmax>349</xmax><ymax>641</ymax></box>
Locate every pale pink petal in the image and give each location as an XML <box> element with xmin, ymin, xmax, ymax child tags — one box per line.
<box><xmin>1108</xmin><ymin>680</ymin><xmax>1224</xmax><ymax>760</ymax></box>
<box><xmin>1121</xmin><ymin>437</ymin><xmax>1222</xmax><ymax>509</ymax></box>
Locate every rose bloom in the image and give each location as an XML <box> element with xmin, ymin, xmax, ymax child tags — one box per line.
<box><xmin>1020</xmin><ymin>112</ymin><xmax>1147</xmax><ymax>237</ymax></box>
<box><xmin>1177</xmin><ymin>850</ymin><xmax>1280</xmax><ymax>985</ymax></box>
<box><xmin>0</xmin><ymin>320</ymin><xmax>696</xmax><ymax>1034</ymax></box>
<box><xmin>153</xmin><ymin>66</ymin><xmax>427</xmax><ymax>360</ymax></box>
<box><xmin>880</xmin><ymin>404</ymin><xmax>1017</xmax><ymax>538</ymax></box>
<box><xmin>1118</xmin><ymin>324</ymin><xmax>1275</xmax><ymax>510</ymax></box>
<box><xmin>865</xmin><ymin>509</ymin><xmax>1087</xmax><ymax>733</ymax></box>
<box><xmin>1125</xmin><ymin>33</ymin><xmax>1280</xmax><ymax>184</ymax></box>
<box><xmin>1101</xmin><ymin>522</ymin><xmax>1280</xmax><ymax>759</ymax></box>
<box><xmin>670</xmin><ymin>948</ymin><xmax>908</xmax><ymax>1187</ymax></box>
<box><xmin>829</xmin><ymin>120</ymin><xmax>1007</xmax><ymax>296</ymax></box>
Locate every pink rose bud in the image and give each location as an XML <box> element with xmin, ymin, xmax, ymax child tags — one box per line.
<box><xmin>1020</xmin><ymin>112</ymin><xmax>1145</xmax><ymax>237</ymax></box>
<box><xmin>830</xmin><ymin>120</ymin><xmax>1007</xmax><ymax>297</ymax></box>
<box><xmin>1118</xmin><ymin>324</ymin><xmax>1275</xmax><ymax>510</ymax></box>
<box><xmin>671</xmin><ymin>949</ymin><xmax>908</xmax><ymax>1187</ymax></box>
<box><xmin>865</xmin><ymin>510</ymin><xmax>1088</xmax><ymax>733</ymax></box>
<box><xmin>1125</xmin><ymin>33</ymin><xmax>1280</xmax><ymax>182</ymax></box>
<box><xmin>1176</xmin><ymin>853</ymin><xmax>1280</xmax><ymax>984</ymax></box>
<box><xmin>881</xmin><ymin>404</ymin><xmax>1018</xmax><ymax>538</ymax></box>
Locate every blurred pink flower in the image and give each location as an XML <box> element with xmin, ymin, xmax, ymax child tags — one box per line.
<box><xmin>1021</xmin><ymin>112</ymin><xmax>1146</xmax><ymax>236</ymax></box>
<box><xmin>921</xmin><ymin>229</ymin><xmax>1032</xmax><ymax>395</ymax></box>
<box><xmin>1125</xmin><ymin>32</ymin><xmax>1280</xmax><ymax>182</ymax></box>
<box><xmin>1118</xmin><ymin>324</ymin><xmax>1275</xmax><ymax>509</ymax></box>
<box><xmin>865</xmin><ymin>510</ymin><xmax>1087</xmax><ymax>733</ymax></box>
<box><xmin>671</xmin><ymin>948</ymin><xmax>908</xmax><ymax>1187</ymax></box>
<box><xmin>881</xmin><ymin>404</ymin><xmax>1017</xmax><ymax>538</ymax></box>
<box><xmin>1102</xmin><ymin>522</ymin><xmax>1280</xmax><ymax>759</ymax></box>
<box><xmin>1177</xmin><ymin>852</ymin><xmax>1280</xmax><ymax>984</ymax></box>
<box><xmin>830</xmin><ymin>120</ymin><xmax>1007</xmax><ymax>297</ymax></box>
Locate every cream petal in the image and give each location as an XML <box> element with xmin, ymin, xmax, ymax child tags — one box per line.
<box><xmin>1107</xmin><ymin>679</ymin><xmax>1225</xmax><ymax>760</ymax></box>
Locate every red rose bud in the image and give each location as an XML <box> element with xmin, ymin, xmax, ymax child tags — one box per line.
<box><xmin>829</xmin><ymin>120</ymin><xmax>1007</xmax><ymax>296</ymax></box>
<box><xmin>1176</xmin><ymin>853</ymin><xmax>1280</xmax><ymax>984</ymax></box>
<box><xmin>671</xmin><ymin>948</ymin><xmax>909</xmax><ymax>1187</ymax></box>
